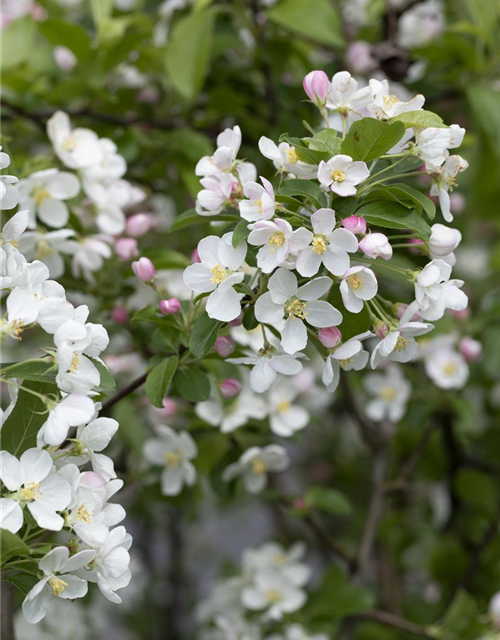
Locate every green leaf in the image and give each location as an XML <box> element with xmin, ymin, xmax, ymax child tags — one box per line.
<box><xmin>88</xmin><ymin>357</ymin><xmax>116</xmax><ymax>391</ymax></box>
<box><xmin>90</xmin><ymin>0</ymin><xmax>113</xmax><ymax>28</ymax></box>
<box><xmin>1</xmin><ymin>381</ymin><xmax>57</xmax><ymax>456</ymax></box>
<box><xmin>341</xmin><ymin>118</ymin><xmax>406</xmax><ymax>162</ymax></box>
<box><xmin>305</xmin><ymin>486</ymin><xmax>352</xmax><ymax>515</ymax></box>
<box><xmin>0</xmin><ymin>359</ymin><xmax>57</xmax><ymax>384</ymax></box>
<box><xmin>165</xmin><ymin>9</ymin><xmax>215</xmax><ymax>100</ymax></box>
<box><xmin>356</xmin><ymin>201</ymin><xmax>432</xmax><ymax>240</ymax></box>
<box><xmin>232</xmin><ymin>220</ymin><xmax>251</xmax><ymax>247</ymax></box>
<box><xmin>308</xmin><ymin>129</ymin><xmax>342</xmax><ymax>156</ymax></box>
<box><xmin>364</xmin><ymin>184</ymin><xmax>436</xmax><ymax>220</ymax></box>
<box><xmin>1</xmin><ymin>17</ymin><xmax>35</xmax><ymax>70</ymax></box>
<box><xmin>389</xmin><ymin>110</ymin><xmax>446</xmax><ymax>129</ymax></box>
<box><xmin>307</xmin><ymin>566</ymin><xmax>374</xmax><ymax>621</ymax></box>
<box><xmin>145</xmin><ymin>356</ymin><xmax>179</xmax><ymax>408</ymax></box>
<box><xmin>175</xmin><ymin>368</ymin><xmax>211</xmax><ymax>402</ymax></box>
<box><xmin>0</xmin><ymin>530</ymin><xmax>30</xmax><ymax>565</ymax></box>
<box><xmin>268</xmin><ymin>0</ymin><xmax>343</xmax><ymax>47</ymax></box>
<box><xmin>189</xmin><ymin>314</ymin><xmax>222</xmax><ymax>359</ymax></box>
<box><xmin>39</xmin><ymin>18</ymin><xmax>92</xmax><ymax>60</ymax></box>
<box><xmin>455</xmin><ymin>469</ymin><xmax>496</xmax><ymax>516</ymax></box>
<box><xmin>439</xmin><ymin>590</ymin><xmax>486</xmax><ymax>640</ymax></box>
<box><xmin>169</xmin><ymin>208</ymin><xmax>240</xmax><ymax>232</ymax></box>
<box><xmin>132</xmin><ymin>305</ymin><xmax>166</xmax><ymax>324</ymax></box>
<box><xmin>279</xmin><ymin>133</ymin><xmax>328</xmax><ymax>164</ymax></box>
<box><xmin>279</xmin><ymin>178</ymin><xmax>327</xmax><ymax>210</ymax></box>
<box><xmin>467</xmin><ymin>84</ymin><xmax>500</xmax><ymax>161</ymax></box>
<box><xmin>195</xmin><ymin>433</ymin><xmax>230</xmax><ymax>473</ymax></box>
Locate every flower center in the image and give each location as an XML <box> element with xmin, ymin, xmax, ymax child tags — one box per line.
<box><xmin>70</xmin><ymin>352</ymin><xmax>80</xmax><ymax>373</ymax></box>
<box><xmin>276</xmin><ymin>400</ymin><xmax>291</xmax><ymax>413</ymax></box>
<box><xmin>77</xmin><ymin>504</ymin><xmax>92</xmax><ymax>524</ymax></box>
<box><xmin>265</xmin><ymin>589</ymin><xmax>283</xmax><ymax>604</ymax></box>
<box><xmin>346</xmin><ymin>274</ymin><xmax>362</xmax><ymax>290</ymax></box>
<box><xmin>395</xmin><ymin>336</ymin><xmax>408</xmax><ymax>351</ymax></box>
<box><xmin>164</xmin><ymin>451</ymin><xmax>181</xmax><ymax>468</ymax></box>
<box><xmin>339</xmin><ymin>358</ymin><xmax>353</xmax><ymax>370</ymax></box>
<box><xmin>285</xmin><ymin>298</ymin><xmax>308</xmax><ymax>320</ymax></box>
<box><xmin>210</xmin><ymin>264</ymin><xmax>228</xmax><ymax>285</ymax></box>
<box><xmin>255</xmin><ymin>197</ymin><xmax>263</xmax><ymax>213</ymax></box>
<box><xmin>312</xmin><ymin>234</ymin><xmax>327</xmax><ymax>255</ymax></box>
<box><xmin>381</xmin><ymin>386</ymin><xmax>396</xmax><ymax>401</ymax></box>
<box><xmin>383</xmin><ymin>94</ymin><xmax>400</xmax><ymax>108</ymax></box>
<box><xmin>269</xmin><ymin>232</ymin><xmax>285</xmax><ymax>252</ymax></box>
<box><xmin>35</xmin><ymin>240</ymin><xmax>55</xmax><ymax>260</ymax></box>
<box><xmin>61</xmin><ymin>136</ymin><xmax>76</xmax><ymax>151</ymax></box>
<box><xmin>330</xmin><ymin>169</ymin><xmax>346</xmax><ymax>183</ymax></box>
<box><xmin>443</xmin><ymin>362</ymin><xmax>457</xmax><ymax>375</ymax></box>
<box><xmin>19</xmin><ymin>481</ymin><xmax>41</xmax><ymax>502</ymax></box>
<box><xmin>33</xmin><ymin>187</ymin><xmax>51</xmax><ymax>206</ymax></box>
<box><xmin>251</xmin><ymin>458</ymin><xmax>267</xmax><ymax>475</ymax></box>
<box><xmin>49</xmin><ymin>577</ymin><xmax>68</xmax><ymax>596</ymax></box>
<box><xmin>286</xmin><ymin>147</ymin><xmax>299</xmax><ymax>164</ymax></box>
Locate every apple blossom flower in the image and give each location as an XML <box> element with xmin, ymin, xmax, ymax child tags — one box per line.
<box><xmin>459</xmin><ymin>336</ymin><xmax>481</xmax><ymax>361</ymax></box>
<box><xmin>302</xmin><ymin>70</ymin><xmax>331</xmax><ymax>107</ymax></box>
<box><xmin>70</xmin><ymin>417</ymin><xmax>119</xmax><ymax>481</ymax></box>
<box><xmin>53</xmin><ymin>45</ymin><xmax>77</xmax><ymax>70</ymax></box>
<box><xmin>342</xmin><ymin>215</ymin><xmax>366</xmax><ymax>235</ymax></box>
<box><xmin>143</xmin><ymin>426</ymin><xmax>197</xmax><ymax>496</ymax></box>
<box><xmin>1</xmin><ymin>208</ymin><xmax>28</xmax><ymax>247</ymax></box>
<box><xmin>0</xmin><ymin>448</ymin><xmax>71</xmax><ymax>533</ymax></box>
<box><xmin>0</xmin><ymin>149</ymin><xmax>21</xmax><ymax>210</ymax></box>
<box><xmin>132</xmin><ymin>256</ymin><xmax>156</xmax><ymax>282</ymax></box>
<box><xmin>243</xmin><ymin>541</ymin><xmax>311</xmax><ymax>586</ymax></box>
<box><xmin>414</xmin><ymin>259</ymin><xmax>468</xmax><ymax>320</ymax></box>
<box><xmin>18</xmin><ymin>228</ymin><xmax>75</xmax><ymax>278</ymax></box>
<box><xmin>364</xmin><ymin>365</ymin><xmax>411</xmax><ymax>422</ymax></box>
<box><xmin>214</xmin><ymin>335</ymin><xmax>235</xmax><ymax>358</ymax></box>
<box><xmin>84</xmin><ymin>179</ymin><xmax>144</xmax><ymax>235</ymax></box>
<box><xmin>223</xmin><ymin>445</ymin><xmax>290</xmax><ymax>494</ymax></box>
<box><xmin>81</xmin><ymin>138</ymin><xmax>127</xmax><ymax>186</ymax></box>
<box><xmin>268</xmin><ymin>381</ymin><xmax>309</xmax><ymax>436</ymax></box>
<box><xmin>424</xmin><ymin>346</ymin><xmax>469</xmax><ymax>389</ymax></box>
<box><xmin>228</xmin><ymin>349</ymin><xmax>306</xmax><ymax>394</ymax></box>
<box><xmin>295</xmin><ymin>208</ymin><xmax>358</xmax><ymax>277</ymax></box>
<box><xmin>196</xmin><ymin>125</ymin><xmax>242</xmax><ymax>177</ymax></box>
<box><xmin>220</xmin><ymin>378</ymin><xmax>242</xmax><ymax>399</ymax></box>
<box><xmin>326</xmin><ymin>71</ymin><xmax>372</xmax><ymax>113</ymax></box>
<box><xmin>22</xmin><ymin>547</ymin><xmax>95</xmax><ymax>624</ymax></box>
<box><xmin>359</xmin><ymin>232</ymin><xmax>393</xmax><ymax>261</ymax></box>
<box><xmin>196</xmin><ymin>173</ymin><xmax>233</xmax><ymax>216</ymax></box>
<box><xmin>160</xmin><ymin>297</ymin><xmax>181</xmax><ymax>315</ymax></box>
<box><xmin>47</xmin><ymin>111</ymin><xmax>103</xmax><ymax>170</ymax></box>
<box><xmin>317</xmin><ymin>155</ymin><xmax>370</xmax><ymax>197</ymax></box>
<box><xmin>183</xmin><ymin>233</ymin><xmax>246</xmax><ymax>322</ymax></box>
<box><xmin>115</xmin><ymin>237</ymin><xmax>139</xmax><ymax>261</ymax></box>
<box><xmin>368</xmin><ymin>79</ymin><xmax>425</xmax><ymax>119</ymax></box>
<box><xmin>258</xmin><ymin>137</ymin><xmax>316</xmax><ymax>178</ymax></box>
<box><xmin>415</xmin><ymin>125</ymin><xmax>465</xmax><ymax>170</ymax></box>
<box><xmin>241</xmin><ymin>572</ymin><xmax>306</xmax><ymax>620</ymax></box>
<box><xmin>322</xmin><ymin>331</ymin><xmax>373</xmax><ymax>393</ymax></box>
<box><xmin>247</xmin><ymin>219</ymin><xmax>310</xmax><ymax>274</ymax></box>
<box><xmin>125</xmin><ymin>212</ymin><xmax>152</xmax><ymax>236</ymax></box>
<box><xmin>346</xmin><ymin>41</ymin><xmax>377</xmax><ymax>74</ymax></box>
<box><xmin>239</xmin><ymin>176</ymin><xmax>275</xmax><ymax>222</ymax></box>
<box><xmin>318</xmin><ymin>326</ymin><xmax>342</xmax><ymax>348</ymax></box>
<box><xmin>430</xmin><ymin>155</ymin><xmax>469</xmax><ymax>222</ymax></box>
<box><xmin>65</xmin><ymin>235</ymin><xmax>113</xmax><ymax>284</ymax></box>
<box><xmin>196</xmin><ymin>383</ymin><xmax>267</xmax><ymax>433</ymax></box>
<box><xmin>428</xmin><ymin>223</ymin><xmax>462</xmax><ymax>265</ymax></box>
<box><xmin>340</xmin><ymin>266</ymin><xmax>378</xmax><ymax>313</ymax></box>
<box><xmin>39</xmin><ymin>393</ymin><xmax>96</xmax><ymax>446</ymax></box>
<box><xmin>397</xmin><ymin>0</ymin><xmax>444</xmax><ymax>49</ymax></box>
<box><xmin>255</xmin><ymin>268</ymin><xmax>341</xmax><ymax>354</ymax></box>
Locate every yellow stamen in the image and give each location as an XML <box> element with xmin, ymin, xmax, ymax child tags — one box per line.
<box><xmin>276</xmin><ymin>400</ymin><xmax>291</xmax><ymax>413</ymax></box>
<box><xmin>286</xmin><ymin>147</ymin><xmax>299</xmax><ymax>164</ymax></box>
<box><xmin>77</xmin><ymin>504</ymin><xmax>91</xmax><ymax>524</ymax></box>
<box><xmin>339</xmin><ymin>358</ymin><xmax>353</xmax><ymax>370</ymax></box>
<box><xmin>210</xmin><ymin>264</ymin><xmax>227</xmax><ymax>285</ymax></box>
<box><xmin>32</xmin><ymin>187</ymin><xmax>51</xmax><ymax>206</ymax></box>
<box><xmin>255</xmin><ymin>197</ymin><xmax>263</xmax><ymax>213</ymax></box>
<box><xmin>331</xmin><ymin>169</ymin><xmax>346</xmax><ymax>183</ymax></box>
<box><xmin>312</xmin><ymin>235</ymin><xmax>327</xmax><ymax>255</ymax></box>
<box><xmin>35</xmin><ymin>240</ymin><xmax>55</xmax><ymax>260</ymax></box>
<box><xmin>19</xmin><ymin>482</ymin><xmax>41</xmax><ymax>502</ymax></box>
<box><xmin>251</xmin><ymin>458</ymin><xmax>267</xmax><ymax>475</ymax></box>
<box><xmin>381</xmin><ymin>387</ymin><xmax>396</xmax><ymax>402</ymax></box>
<box><xmin>164</xmin><ymin>451</ymin><xmax>180</xmax><ymax>468</ymax></box>
<box><xmin>265</xmin><ymin>589</ymin><xmax>283</xmax><ymax>603</ymax></box>
<box><xmin>285</xmin><ymin>298</ymin><xmax>308</xmax><ymax>320</ymax></box>
<box><xmin>274</xmin><ymin>553</ymin><xmax>287</xmax><ymax>565</ymax></box>
<box><xmin>383</xmin><ymin>94</ymin><xmax>400</xmax><ymax>108</ymax></box>
<box><xmin>49</xmin><ymin>577</ymin><xmax>68</xmax><ymax>596</ymax></box>
<box><xmin>269</xmin><ymin>232</ymin><xmax>285</xmax><ymax>252</ymax></box>
<box><xmin>61</xmin><ymin>136</ymin><xmax>76</xmax><ymax>151</ymax></box>
<box><xmin>70</xmin><ymin>352</ymin><xmax>80</xmax><ymax>373</ymax></box>
<box><xmin>346</xmin><ymin>274</ymin><xmax>362</xmax><ymax>290</ymax></box>
<box><xmin>443</xmin><ymin>362</ymin><xmax>457</xmax><ymax>375</ymax></box>
<box><xmin>395</xmin><ymin>336</ymin><xmax>408</xmax><ymax>351</ymax></box>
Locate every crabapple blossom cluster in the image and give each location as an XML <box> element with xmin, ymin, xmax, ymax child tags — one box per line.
<box><xmin>197</xmin><ymin>541</ymin><xmax>319</xmax><ymax>640</ymax></box>
<box><xmin>182</xmin><ymin>70</ymin><xmax>469</xmax><ymax>419</ymax></box>
<box><xmin>0</xmin><ymin>151</ymin><xmax>132</xmax><ymax>623</ymax></box>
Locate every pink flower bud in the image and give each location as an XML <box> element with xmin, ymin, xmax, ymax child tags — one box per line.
<box><xmin>303</xmin><ymin>70</ymin><xmax>331</xmax><ymax>107</ymax></box>
<box><xmin>220</xmin><ymin>378</ymin><xmax>242</xmax><ymax>399</ymax></box>
<box><xmin>342</xmin><ymin>215</ymin><xmax>366</xmax><ymax>235</ymax></box>
<box><xmin>111</xmin><ymin>307</ymin><xmax>128</xmax><ymax>324</ymax></box>
<box><xmin>428</xmin><ymin>224</ymin><xmax>462</xmax><ymax>258</ymax></box>
<box><xmin>160</xmin><ymin>298</ymin><xmax>181</xmax><ymax>315</ymax></box>
<box><xmin>359</xmin><ymin>233</ymin><xmax>393</xmax><ymax>261</ymax></box>
<box><xmin>318</xmin><ymin>326</ymin><xmax>342</xmax><ymax>349</ymax></box>
<box><xmin>228</xmin><ymin>314</ymin><xmax>243</xmax><ymax>327</ymax></box>
<box><xmin>214</xmin><ymin>336</ymin><xmax>235</xmax><ymax>358</ymax></box>
<box><xmin>126</xmin><ymin>213</ymin><xmax>152</xmax><ymax>237</ymax></box>
<box><xmin>191</xmin><ymin>248</ymin><xmax>201</xmax><ymax>263</ymax></box>
<box><xmin>408</xmin><ymin>238</ymin><xmax>424</xmax><ymax>255</ymax></box>
<box><xmin>115</xmin><ymin>237</ymin><xmax>138</xmax><ymax>261</ymax></box>
<box><xmin>80</xmin><ymin>472</ymin><xmax>106</xmax><ymax>488</ymax></box>
<box><xmin>53</xmin><ymin>46</ymin><xmax>77</xmax><ymax>71</ymax></box>
<box><xmin>374</xmin><ymin>320</ymin><xmax>390</xmax><ymax>338</ymax></box>
<box><xmin>450</xmin><ymin>193</ymin><xmax>466</xmax><ymax>214</ymax></box>
<box><xmin>346</xmin><ymin>41</ymin><xmax>377</xmax><ymax>74</ymax></box>
<box><xmin>459</xmin><ymin>337</ymin><xmax>481</xmax><ymax>362</ymax></box>
<box><xmin>132</xmin><ymin>256</ymin><xmax>155</xmax><ymax>282</ymax></box>
<box><xmin>161</xmin><ymin>398</ymin><xmax>177</xmax><ymax>417</ymax></box>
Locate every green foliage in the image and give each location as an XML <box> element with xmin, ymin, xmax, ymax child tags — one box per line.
<box><xmin>145</xmin><ymin>356</ymin><xmax>179</xmax><ymax>408</ymax></box>
<box><xmin>341</xmin><ymin>118</ymin><xmax>406</xmax><ymax>162</ymax></box>
<box><xmin>389</xmin><ymin>110</ymin><xmax>445</xmax><ymax>128</ymax></box>
<box><xmin>268</xmin><ymin>0</ymin><xmax>343</xmax><ymax>47</ymax></box>
<box><xmin>0</xmin><ymin>359</ymin><xmax>57</xmax><ymax>384</ymax></box>
<box><xmin>39</xmin><ymin>18</ymin><xmax>93</xmax><ymax>60</ymax></box>
<box><xmin>174</xmin><ymin>367</ymin><xmax>211</xmax><ymax>402</ymax></box>
<box><xmin>364</xmin><ymin>183</ymin><xmax>436</xmax><ymax>220</ymax></box>
<box><xmin>1</xmin><ymin>16</ymin><xmax>35</xmax><ymax>70</ymax></box>
<box><xmin>356</xmin><ymin>201</ymin><xmax>432</xmax><ymax>240</ymax></box>
<box><xmin>278</xmin><ymin>178</ymin><xmax>328</xmax><ymax>210</ymax></box>
<box><xmin>306</xmin><ymin>566</ymin><xmax>374</xmax><ymax>621</ymax></box>
<box><xmin>189</xmin><ymin>314</ymin><xmax>222</xmax><ymax>359</ymax></box>
<box><xmin>232</xmin><ymin>220</ymin><xmax>251</xmax><ymax>247</ymax></box>
<box><xmin>304</xmin><ymin>486</ymin><xmax>352</xmax><ymax>515</ymax></box>
<box><xmin>0</xmin><ymin>530</ymin><xmax>30</xmax><ymax>566</ymax></box>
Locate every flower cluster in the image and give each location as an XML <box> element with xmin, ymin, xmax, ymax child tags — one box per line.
<box><xmin>0</xmin><ymin>149</ymin><xmax>131</xmax><ymax>623</ymax></box>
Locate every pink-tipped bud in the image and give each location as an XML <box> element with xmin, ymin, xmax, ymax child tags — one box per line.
<box><xmin>459</xmin><ymin>337</ymin><xmax>481</xmax><ymax>362</ymax></box>
<box><xmin>359</xmin><ymin>233</ymin><xmax>393</xmax><ymax>261</ymax></box>
<box><xmin>318</xmin><ymin>326</ymin><xmax>342</xmax><ymax>349</ymax></box>
<box><xmin>191</xmin><ymin>248</ymin><xmax>201</xmax><ymax>263</ymax></box>
<box><xmin>115</xmin><ymin>237</ymin><xmax>138</xmax><ymax>261</ymax></box>
<box><xmin>220</xmin><ymin>378</ymin><xmax>242</xmax><ymax>399</ymax></box>
<box><xmin>111</xmin><ymin>307</ymin><xmax>128</xmax><ymax>324</ymax></box>
<box><xmin>126</xmin><ymin>213</ymin><xmax>152</xmax><ymax>237</ymax></box>
<box><xmin>160</xmin><ymin>298</ymin><xmax>181</xmax><ymax>315</ymax></box>
<box><xmin>53</xmin><ymin>46</ymin><xmax>77</xmax><ymax>71</ymax></box>
<box><xmin>342</xmin><ymin>215</ymin><xmax>366</xmax><ymax>235</ymax></box>
<box><xmin>408</xmin><ymin>237</ymin><xmax>424</xmax><ymax>255</ymax></box>
<box><xmin>303</xmin><ymin>70</ymin><xmax>331</xmax><ymax>107</ymax></box>
<box><xmin>161</xmin><ymin>398</ymin><xmax>177</xmax><ymax>417</ymax></box>
<box><xmin>214</xmin><ymin>336</ymin><xmax>235</xmax><ymax>358</ymax></box>
<box><xmin>132</xmin><ymin>257</ymin><xmax>155</xmax><ymax>282</ymax></box>
<box><xmin>80</xmin><ymin>472</ymin><xmax>106</xmax><ymax>488</ymax></box>
<box><xmin>228</xmin><ymin>314</ymin><xmax>243</xmax><ymax>327</ymax></box>
<box><xmin>374</xmin><ymin>320</ymin><xmax>390</xmax><ymax>339</ymax></box>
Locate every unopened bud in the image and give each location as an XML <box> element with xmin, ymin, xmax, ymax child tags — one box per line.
<box><xmin>160</xmin><ymin>298</ymin><xmax>181</xmax><ymax>315</ymax></box>
<box><xmin>318</xmin><ymin>326</ymin><xmax>342</xmax><ymax>349</ymax></box>
<box><xmin>214</xmin><ymin>336</ymin><xmax>235</xmax><ymax>358</ymax></box>
<box><xmin>342</xmin><ymin>215</ymin><xmax>366</xmax><ymax>235</ymax></box>
<box><xmin>132</xmin><ymin>257</ymin><xmax>155</xmax><ymax>282</ymax></box>
<box><xmin>220</xmin><ymin>378</ymin><xmax>242</xmax><ymax>399</ymax></box>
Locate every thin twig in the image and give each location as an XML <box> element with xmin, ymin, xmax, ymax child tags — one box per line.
<box><xmin>349</xmin><ymin>609</ymin><xmax>434</xmax><ymax>638</ymax></box>
<box><xmin>101</xmin><ymin>371</ymin><xmax>148</xmax><ymax>414</ymax></box>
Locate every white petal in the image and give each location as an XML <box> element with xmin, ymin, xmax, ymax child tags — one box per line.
<box><xmin>280</xmin><ymin>318</ymin><xmax>308</xmax><ymax>354</ymax></box>
<box><xmin>305</xmin><ymin>301</ymin><xmax>342</xmax><ymax>327</ymax></box>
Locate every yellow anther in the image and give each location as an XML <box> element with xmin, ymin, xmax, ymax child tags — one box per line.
<box><xmin>255</xmin><ymin>197</ymin><xmax>263</xmax><ymax>213</ymax></box>
<box><xmin>77</xmin><ymin>504</ymin><xmax>91</xmax><ymax>524</ymax></box>
<box><xmin>383</xmin><ymin>94</ymin><xmax>400</xmax><ymax>108</ymax></box>
<box><xmin>269</xmin><ymin>232</ymin><xmax>285</xmax><ymax>252</ymax></box>
<box><xmin>210</xmin><ymin>264</ymin><xmax>228</xmax><ymax>285</ymax></box>
<box><xmin>381</xmin><ymin>387</ymin><xmax>396</xmax><ymax>401</ymax></box>
<box><xmin>286</xmin><ymin>147</ymin><xmax>299</xmax><ymax>164</ymax></box>
<box><xmin>312</xmin><ymin>235</ymin><xmax>327</xmax><ymax>255</ymax></box>
<box><xmin>35</xmin><ymin>240</ymin><xmax>55</xmax><ymax>260</ymax></box>
<box><xmin>70</xmin><ymin>352</ymin><xmax>80</xmax><ymax>373</ymax></box>
<box><xmin>276</xmin><ymin>400</ymin><xmax>291</xmax><ymax>413</ymax></box>
<box><xmin>49</xmin><ymin>577</ymin><xmax>68</xmax><ymax>596</ymax></box>
<box><xmin>19</xmin><ymin>482</ymin><xmax>41</xmax><ymax>502</ymax></box>
<box><xmin>339</xmin><ymin>357</ymin><xmax>353</xmax><ymax>370</ymax></box>
<box><xmin>331</xmin><ymin>169</ymin><xmax>346</xmax><ymax>183</ymax></box>
<box><xmin>395</xmin><ymin>335</ymin><xmax>408</xmax><ymax>351</ymax></box>
<box><xmin>251</xmin><ymin>458</ymin><xmax>267</xmax><ymax>475</ymax></box>
<box><xmin>265</xmin><ymin>589</ymin><xmax>283</xmax><ymax>604</ymax></box>
<box><xmin>443</xmin><ymin>362</ymin><xmax>457</xmax><ymax>375</ymax></box>
<box><xmin>33</xmin><ymin>187</ymin><xmax>51</xmax><ymax>206</ymax></box>
<box><xmin>285</xmin><ymin>298</ymin><xmax>308</xmax><ymax>320</ymax></box>
<box><xmin>346</xmin><ymin>274</ymin><xmax>362</xmax><ymax>290</ymax></box>
<box><xmin>164</xmin><ymin>451</ymin><xmax>181</xmax><ymax>468</ymax></box>
<box><xmin>274</xmin><ymin>553</ymin><xmax>287</xmax><ymax>565</ymax></box>
<box><xmin>61</xmin><ymin>136</ymin><xmax>76</xmax><ymax>151</ymax></box>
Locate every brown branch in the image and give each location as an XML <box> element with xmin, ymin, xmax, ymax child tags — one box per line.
<box><xmin>1</xmin><ymin>582</ymin><xmax>16</xmax><ymax>640</ymax></box>
<box><xmin>349</xmin><ymin>610</ymin><xmax>434</xmax><ymax>638</ymax></box>
<box><xmin>101</xmin><ymin>371</ymin><xmax>148</xmax><ymax>414</ymax></box>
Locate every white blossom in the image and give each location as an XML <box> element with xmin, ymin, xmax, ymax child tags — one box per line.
<box><xmin>222</xmin><ymin>445</ymin><xmax>290</xmax><ymax>493</ymax></box>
